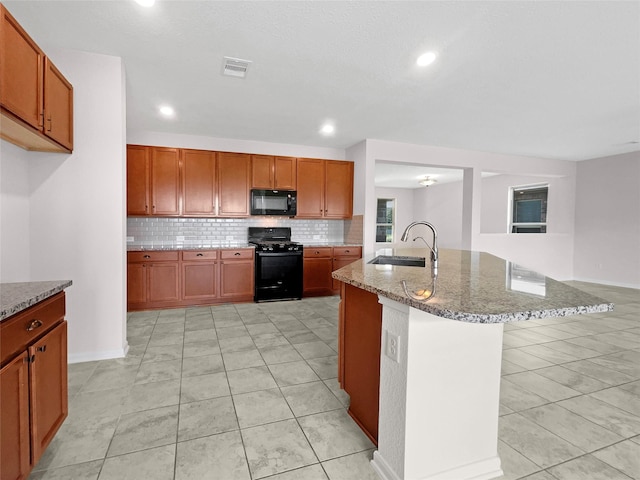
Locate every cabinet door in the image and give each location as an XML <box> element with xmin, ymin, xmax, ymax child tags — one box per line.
<box><xmin>0</xmin><ymin>351</ymin><xmax>30</xmax><ymax>480</ymax></box>
<box><xmin>0</xmin><ymin>5</ymin><xmax>43</xmax><ymax>130</ymax></box>
<box><xmin>182</xmin><ymin>149</ymin><xmax>216</xmax><ymax>216</ymax></box>
<box><xmin>182</xmin><ymin>262</ymin><xmax>218</xmax><ymax>301</ymax></box>
<box><xmin>127</xmin><ymin>262</ymin><xmax>147</xmax><ymax>305</ymax></box>
<box><xmin>126</xmin><ymin>145</ymin><xmax>150</xmax><ymax>215</ymax></box>
<box><xmin>332</xmin><ymin>256</ymin><xmax>360</xmax><ymax>292</ymax></box>
<box><xmin>274</xmin><ymin>156</ymin><xmax>297</xmax><ymax>190</ymax></box>
<box><xmin>303</xmin><ymin>257</ymin><xmax>333</xmax><ymax>296</ymax></box>
<box><xmin>148</xmin><ymin>263</ymin><xmax>180</xmax><ymax>303</ymax></box>
<box><xmin>218</xmin><ymin>152</ymin><xmax>250</xmax><ymax>217</ymax></box>
<box><xmin>150</xmin><ymin>147</ymin><xmax>180</xmax><ymax>216</ymax></box>
<box><xmin>296</xmin><ymin>159</ymin><xmax>325</xmax><ymax>218</ymax></box>
<box><xmin>29</xmin><ymin>321</ymin><xmax>68</xmax><ymax>465</ymax></box>
<box><xmin>325</xmin><ymin>161</ymin><xmax>353</xmax><ymax>219</ymax></box>
<box><xmin>250</xmin><ymin>155</ymin><xmax>274</xmax><ymax>189</ymax></box>
<box><xmin>220</xmin><ymin>261</ymin><xmax>254</xmax><ymax>299</ymax></box>
<box><xmin>43</xmin><ymin>57</ymin><xmax>73</xmax><ymax>151</ymax></box>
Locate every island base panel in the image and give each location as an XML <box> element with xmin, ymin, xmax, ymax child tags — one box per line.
<box><xmin>342</xmin><ymin>283</ymin><xmax>382</xmax><ymax>444</ymax></box>
<box><xmin>372</xmin><ymin>296</ymin><xmax>504</xmax><ymax>480</ymax></box>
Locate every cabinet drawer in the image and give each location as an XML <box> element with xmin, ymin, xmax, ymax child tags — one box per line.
<box><xmin>220</xmin><ymin>248</ymin><xmax>254</xmax><ymax>260</ymax></box>
<box><xmin>182</xmin><ymin>250</ymin><xmax>218</xmax><ymax>261</ymax></box>
<box><xmin>333</xmin><ymin>246</ymin><xmax>362</xmax><ymax>257</ymax></box>
<box><xmin>128</xmin><ymin>251</ymin><xmax>179</xmax><ymax>262</ymax></box>
<box><xmin>304</xmin><ymin>247</ymin><xmax>332</xmax><ymax>258</ymax></box>
<box><xmin>0</xmin><ymin>293</ymin><xmax>65</xmax><ymax>365</ymax></box>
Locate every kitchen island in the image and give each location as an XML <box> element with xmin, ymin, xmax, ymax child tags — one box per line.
<box><xmin>332</xmin><ymin>248</ymin><xmax>612</xmax><ymax>480</ymax></box>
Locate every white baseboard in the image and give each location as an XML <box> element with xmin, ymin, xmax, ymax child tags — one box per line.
<box><xmin>371</xmin><ymin>451</ymin><xmax>502</xmax><ymax>480</ymax></box>
<box><xmin>68</xmin><ymin>342</ymin><xmax>129</xmax><ymax>364</ymax></box>
<box><xmin>570</xmin><ymin>277</ymin><xmax>640</xmax><ymax>290</ymax></box>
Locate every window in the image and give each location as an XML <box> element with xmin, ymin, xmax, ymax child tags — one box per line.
<box><xmin>376</xmin><ymin>198</ymin><xmax>395</xmax><ymax>242</ymax></box>
<box><xmin>510</xmin><ymin>185</ymin><xmax>548</xmax><ymax>233</ymax></box>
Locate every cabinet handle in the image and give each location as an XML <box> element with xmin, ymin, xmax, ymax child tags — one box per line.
<box><xmin>315</xmin><ymin>251</ymin><xmax>320</xmax><ymax>255</ymax></box>
<box><xmin>37</xmin><ymin>345</ymin><xmax>47</xmax><ymax>353</ymax></box>
<box><xmin>197</xmin><ymin>253</ymin><xmax>204</xmax><ymax>257</ymax></box>
<box><xmin>29</xmin><ymin>355</ymin><xmax>36</xmax><ymax>363</ymax></box>
<box><xmin>39</xmin><ymin>112</ymin><xmax>44</xmax><ymax>128</ymax></box>
<box><xmin>145</xmin><ymin>205</ymin><xmax>149</xmax><ymax>213</ymax></box>
<box><xmin>26</xmin><ymin>319</ymin><xmax>43</xmax><ymax>331</ymax></box>
<box><xmin>143</xmin><ymin>255</ymin><xmax>151</xmax><ymax>259</ymax></box>
<box><xmin>234</xmin><ymin>252</ymin><xmax>241</xmax><ymax>256</ymax></box>
<box><xmin>47</xmin><ymin>116</ymin><xmax>52</xmax><ymax>132</ymax></box>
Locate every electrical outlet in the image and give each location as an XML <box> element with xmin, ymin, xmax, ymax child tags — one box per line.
<box><xmin>126</xmin><ymin>236</ymin><xmax>134</xmax><ymax>243</ymax></box>
<box><xmin>176</xmin><ymin>236</ymin><xmax>185</xmax><ymax>241</ymax></box>
<box><xmin>385</xmin><ymin>330</ymin><xmax>400</xmax><ymax>363</ymax></box>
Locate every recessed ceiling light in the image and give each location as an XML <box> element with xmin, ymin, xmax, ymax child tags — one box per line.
<box><xmin>320</xmin><ymin>124</ymin><xmax>335</xmax><ymax>135</ymax></box>
<box><xmin>134</xmin><ymin>0</ymin><xmax>155</xmax><ymax>7</ymax></box>
<box><xmin>416</xmin><ymin>51</ymin><xmax>437</xmax><ymax>67</ymax></box>
<box><xmin>159</xmin><ymin>105</ymin><xmax>175</xmax><ymax>117</ymax></box>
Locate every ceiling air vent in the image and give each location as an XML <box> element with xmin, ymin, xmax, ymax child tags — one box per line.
<box><xmin>222</xmin><ymin>56</ymin><xmax>252</xmax><ymax>78</ymax></box>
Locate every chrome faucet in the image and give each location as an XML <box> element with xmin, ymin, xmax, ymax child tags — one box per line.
<box><xmin>400</xmin><ymin>221</ymin><xmax>438</xmax><ymax>272</ymax></box>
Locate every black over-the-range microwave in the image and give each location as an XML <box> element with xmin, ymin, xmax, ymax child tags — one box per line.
<box><xmin>250</xmin><ymin>189</ymin><xmax>297</xmax><ymax>216</ymax></box>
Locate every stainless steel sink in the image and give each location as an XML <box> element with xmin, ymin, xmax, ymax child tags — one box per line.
<box><xmin>368</xmin><ymin>255</ymin><xmax>426</xmax><ymax>267</ymax></box>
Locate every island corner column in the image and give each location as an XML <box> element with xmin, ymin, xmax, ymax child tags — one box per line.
<box><xmin>371</xmin><ymin>296</ymin><xmax>504</xmax><ymax>480</ymax></box>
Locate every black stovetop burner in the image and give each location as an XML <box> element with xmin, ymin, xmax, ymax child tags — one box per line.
<box><xmin>248</xmin><ymin>227</ymin><xmax>302</xmax><ymax>252</ymax></box>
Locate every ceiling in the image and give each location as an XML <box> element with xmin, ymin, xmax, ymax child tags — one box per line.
<box><xmin>5</xmin><ymin>1</ymin><xmax>640</xmax><ymax>163</ymax></box>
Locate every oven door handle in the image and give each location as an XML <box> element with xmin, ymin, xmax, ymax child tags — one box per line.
<box><xmin>256</xmin><ymin>251</ymin><xmax>303</xmax><ymax>257</ymax></box>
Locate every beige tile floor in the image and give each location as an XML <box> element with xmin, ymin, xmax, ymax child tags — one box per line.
<box><xmin>29</xmin><ymin>281</ymin><xmax>639</xmax><ymax>480</ymax></box>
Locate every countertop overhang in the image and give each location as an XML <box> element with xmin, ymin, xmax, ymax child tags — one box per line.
<box><xmin>1</xmin><ymin>281</ymin><xmax>73</xmax><ymax>321</ymax></box>
<box><xmin>332</xmin><ymin>248</ymin><xmax>613</xmax><ymax>323</ymax></box>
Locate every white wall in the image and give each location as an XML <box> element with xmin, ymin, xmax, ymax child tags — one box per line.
<box><xmin>127</xmin><ymin>131</ymin><xmax>346</xmax><ymax>160</ymax></box>
<box><xmin>413</xmin><ymin>182</ymin><xmax>464</xmax><ymax>249</ymax></box>
<box><xmin>0</xmin><ymin>142</ymin><xmax>31</xmax><ymax>281</ymax></box>
<box><xmin>374</xmin><ymin>187</ymin><xmax>414</xmax><ymax>249</ymax></box>
<box><xmin>573</xmin><ymin>152</ymin><xmax>640</xmax><ymax>288</ymax></box>
<box><xmin>18</xmin><ymin>48</ymin><xmax>127</xmax><ymax>362</ymax></box>
<box><xmin>361</xmin><ymin>139</ymin><xmax>578</xmax><ymax>280</ymax></box>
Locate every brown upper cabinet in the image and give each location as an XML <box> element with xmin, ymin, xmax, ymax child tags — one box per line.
<box><xmin>127</xmin><ymin>145</ymin><xmax>181</xmax><ymax>217</ymax></box>
<box><xmin>218</xmin><ymin>152</ymin><xmax>250</xmax><ymax>217</ymax></box>
<box><xmin>250</xmin><ymin>155</ymin><xmax>297</xmax><ymax>190</ymax></box>
<box><xmin>296</xmin><ymin>158</ymin><xmax>353</xmax><ymax>219</ymax></box>
<box><xmin>0</xmin><ymin>4</ymin><xmax>73</xmax><ymax>153</ymax></box>
<box><xmin>126</xmin><ymin>145</ymin><xmax>353</xmax><ymax>219</ymax></box>
<box><xmin>126</xmin><ymin>145</ymin><xmax>150</xmax><ymax>215</ymax></box>
<box><xmin>182</xmin><ymin>149</ymin><xmax>217</xmax><ymax>216</ymax></box>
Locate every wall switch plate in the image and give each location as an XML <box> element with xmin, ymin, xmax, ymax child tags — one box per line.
<box><xmin>176</xmin><ymin>236</ymin><xmax>185</xmax><ymax>241</ymax></box>
<box><xmin>126</xmin><ymin>236</ymin><xmax>134</xmax><ymax>242</ymax></box>
<box><xmin>385</xmin><ymin>330</ymin><xmax>400</xmax><ymax>363</ymax></box>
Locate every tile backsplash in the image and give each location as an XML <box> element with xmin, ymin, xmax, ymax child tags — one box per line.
<box><xmin>127</xmin><ymin>217</ymin><xmax>345</xmax><ymax>248</ymax></box>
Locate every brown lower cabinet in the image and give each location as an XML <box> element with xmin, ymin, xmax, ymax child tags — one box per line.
<box><xmin>303</xmin><ymin>246</ymin><xmax>362</xmax><ymax>297</ymax></box>
<box><xmin>338</xmin><ymin>283</ymin><xmax>382</xmax><ymax>445</ymax></box>
<box><xmin>127</xmin><ymin>248</ymin><xmax>254</xmax><ymax>310</ymax></box>
<box><xmin>1</xmin><ymin>293</ymin><xmax>68</xmax><ymax>480</ymax></box>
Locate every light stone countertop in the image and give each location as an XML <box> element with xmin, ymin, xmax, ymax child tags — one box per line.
<box><xmin>127</xmin><ymin>244</ymin><xmax>254</xmax><ymax>251</ymax></box>
<box><xmin>1</xmin><ymin>281</ymin><xmax>73</xmax><ymax>321</ymax></box>
<box><xmin>302</xmin><ymin>243</ymin><xmax>363</xmax><ymax>248</ymax></box>
<box><xmin>332</xmin><ymin>247</ymin><xmax>613</xmax><ymax>324</ymax></box>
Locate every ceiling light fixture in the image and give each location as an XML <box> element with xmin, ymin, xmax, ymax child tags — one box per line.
<box><xmin>416</xmin><ymin>51</ymin><xmax>437</xmax><ymax>67</ymax></box>
<box><xmin>134</xmin><ymin>0</ymin><xmax>155</xmax><ymax>7</ymax></box>
<box><xmin>320</xmin><ymin>124</ymin><xmax>335</xmax><ymax>135</ymax></box>
<box><xmin>159</xmin><ymin>105</ymin><xmax>175</xmax><ymax>117</ymax></box>
<box><xmin>419</xmin><ymin>176</ymin><xmax>437</xmax><ymax>187</ymax></box>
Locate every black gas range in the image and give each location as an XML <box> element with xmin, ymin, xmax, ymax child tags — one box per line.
<box><xmin>248</xmin><ymin>227</ymin><xmax>303</xmax><ymax>302</ymax></box>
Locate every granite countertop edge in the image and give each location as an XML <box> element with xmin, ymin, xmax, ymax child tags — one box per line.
<box><xmin>128</xmin><ymin>244</ymin><xmax>254</xmax><ymax>251</ymax></box>
<box><xmin>332</xmin><ymin>273</ymin><xmax>613</xmax><ymax>323</ymax></box>
<box><xmin>332</xmin><ymin>248</ymin><xmax>614</xmax><ymax>324</ymax></box>
<box><xmin>1</xmin><ymin>280</ymin><xmax>73</xmax><ymax>321</ymax></box>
